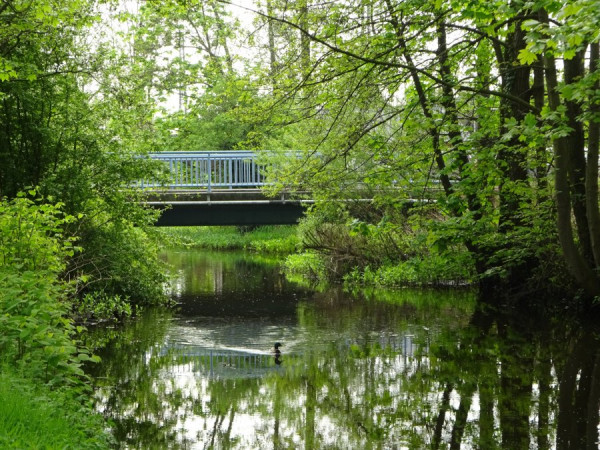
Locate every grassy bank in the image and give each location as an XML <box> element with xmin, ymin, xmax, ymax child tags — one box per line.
<box><xmin>160</xmin><ymin>225</ymin><xmax>299</xmax><ymax>253</ymax></box>
<box><xmin>0</xmin><ymin>370</ymin><xmax>111</xmax><ymax>449</ymax></box>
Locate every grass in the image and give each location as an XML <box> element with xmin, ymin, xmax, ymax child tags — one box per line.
<box><xmin>160</xmin><ymin>225</ymin><xmax>299</xmax><ymax>253</ymax></box>
<box><xmin>0</xmin><ymin>369</ymin><xmax>111</xmax><ymax>449</ymax></box>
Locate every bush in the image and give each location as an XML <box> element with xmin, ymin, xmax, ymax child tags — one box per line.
<box><xmin>76</xmin><ymin>290</ymin><xmax>133</xmax><ymax>323</ymax></box>
<box><xmin>0</xmin><ymin>195</ymin><xmax>109</xmax><ymax>447</ymax></box>
<box><xmin>0</xmin><ymin>195</ymin><xmax>93</xmax><ymax>385</ymax></box>
<box><xmin>0</xmin><ymin>193</ymin><xmax>76</xmax><ymax>272</ymax></box>
<box><xmin>345</xmin><ymin>252</ymin><xmax>475</xmax><ymax>287</ymax></box>
<box><xmin>73</xmin><ymin>212</ymin><xmax>169</xmax><ymax>308</ymax></box>
<box><xmin>290</xmin><ymin>202</ymin><xmax>476</xmax><ymax>285</ymax></box>
<box><xmin>283</xmin><ymin>252</ymin><xmax>327</xmax><ymax>281</ymax></box>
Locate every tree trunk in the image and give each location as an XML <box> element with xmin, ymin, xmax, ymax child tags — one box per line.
<box><xmin>299</xmin><ymin>0</ymin><xmax>310</xmax><ymax>75</ymax></box>
<box><xmin>497</xmin><ymin>17</ymin><xmax>530</xmax><ymax>231</ymax></box>
<box><xmin>564</xmin><ymin>51</ymin><xmax>593</xmax><ymax>263</ymax></box>
<box><xmin>266</xmin><ymin>0</ymin><xmax>278</xmax><ymax>81</ymax></box>
<box><xmin>543</xmin><ymin>36</ymin><xmax>600</xmax><ymax>296</ymax></box>
<box><xmin>586</xmin><ymin>43</ymin><xmax>600</xmax><ymax>266</ymax></box>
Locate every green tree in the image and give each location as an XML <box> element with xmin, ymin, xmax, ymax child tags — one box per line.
<box><xmin>111</xmin><ymin>0</ymin><xmax>261</xmax><ymax>151</ymax></box>
<box><xmin>0</xmin><ymin>0</ymin><xmax>168</xmax><ymax>307</ymax></box>
<box><xmin>239</xmin><ymin>0</ymin><xmax>600</xmax><ymax>300</ymax></box>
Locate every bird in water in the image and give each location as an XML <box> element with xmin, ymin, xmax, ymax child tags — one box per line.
<box><xmin>271</xmin><ymin>342</ymin><xmax>282</xmax><ymax>365</ymax></box>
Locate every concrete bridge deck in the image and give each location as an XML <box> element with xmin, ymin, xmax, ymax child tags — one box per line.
<box><xmin>142</xmin><ymin>189</ymin><xmax>311</xmax><ymax>226</ymax></box>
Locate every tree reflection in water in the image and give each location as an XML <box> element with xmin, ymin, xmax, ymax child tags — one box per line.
<box><xmin>84</xmin><ymin>251</ymin><xmax>600</xmax><ymax>448</ymax></box>
<box><xmin>85</xmin><ymin>299</ymin><xmax>600</xmax><ymax>449</ymax></box>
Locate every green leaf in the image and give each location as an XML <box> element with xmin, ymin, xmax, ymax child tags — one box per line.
<box><xmin>77</xmin><ymin>353</ymin><xmax>91</xmax><ymax>362</ymax></box>
<box><xmin>518</xmin><ymin>48</ymin><xmax>538</xmax><ymax>65</ymax></box>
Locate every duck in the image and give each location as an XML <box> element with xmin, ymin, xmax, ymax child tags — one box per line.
<box><xmin>271</xmin><ymin>342</ymin><xmax>282</xmax><ymax>355</ymax></box>
<box><xmin>271</xmin><ymin>342</ymin><xmax>283</xmax><ymax>365</ymax></box>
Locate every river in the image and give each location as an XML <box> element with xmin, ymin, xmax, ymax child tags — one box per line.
<box><xmin>85</xmin><ymin>248</ymin><xmax>600</xmax><ymax>449</ymax></box>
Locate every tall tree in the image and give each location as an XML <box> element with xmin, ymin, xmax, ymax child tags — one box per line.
<box><xmin>241</xmin><ymin>0</ymin><xmax>600</xmax><ymax>299</ymax></box>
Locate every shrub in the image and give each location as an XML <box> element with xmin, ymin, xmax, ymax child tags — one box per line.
<box><xmin>73</xmin><ymin>213</ymin><xmax>169</xmax><ymax>308</ymax></box>
<box><xmin>283</xmin><ymin>252</ymin><xmax>327</xmax><ymax>281</ymax></box>
<box><xmin>344</xmin><ymin>251</ymin><xmax>475</xmax><ymax>288</ymax></box>
<box><xmin>0</xmin><ymin>193</ymin><xmax>76</xmax><ymax>272</ymax></box>
<box><xmin>0</xmin><ymin>195</ymin><xmax>110</xmax><ymax>448</ymax></box>
<box><xmin>0</xmin><ymin>195</ymin><xmax>93</xmax><ymax>386</ymax></box>
<box><xmin>291</xmin><ymin>202</ymin><xmax>476</xmax><ymax>285</ymax></box>
<box><xmin>76</xmin><ymin>290</ymin><xmax>133</xmax><ymax>323</ymax></box>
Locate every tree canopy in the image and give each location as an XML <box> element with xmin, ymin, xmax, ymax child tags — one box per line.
<box><xmin>1</xmin><ymin>0</ymin><xmax>599</xmax><ymax>301</ymax></box>
<box><xmin>237</xmin><ymin>0</ymin><xmax>600</xmax><ymax>300</ymax></box>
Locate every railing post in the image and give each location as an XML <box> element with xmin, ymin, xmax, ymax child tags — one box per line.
<box><xmin>207</xmin><ymin>152</ymin><xmax>212</xmax><ymax>193</ymax></box>
<box><xmin>228</xmin><ymin>157</ymin><xmax>233</xmax><ymax>189</ymax></box>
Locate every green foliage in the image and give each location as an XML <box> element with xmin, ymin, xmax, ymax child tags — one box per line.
<box><xmin>0</xmin><ymin>195</ymin><xmax>111</xmax><ymax>446</ymax></box>
<box><xmin>161</xmin><ymin>225</ymin><xmax>299</xmax><ymax>253</ymax></box>
<box><xmin>0</xmin><ymin>196</ymin><xmax>92</xmax><ymax>386</ymax></box>
<box><xmin>155</xmin><ymin>76</ymin><xmax>264</xmax><ymax>151</ymax></box>
<box><xmin>283</xmin><ymin>252</ymin><xmax>328</xmax><ymax>281</ymax></box>
<box><xmin>0</xmin><ymin>0</ymin><xmax>170</xmax><ymax>312</ymax></box>
<box><xmin>0</xmin><ymin>369</ymin><xmax>111</xmax><ymax>449</ymax></box>
<box><xmin>344</xmin><ymin>252</ymin><xmax>475</xmax><ymax>287</ymax></box>
<box><xmin>0</xmin><ymin>0</ymin><xmax>94</xmax><ymax>84</ymax></box>
<box><xmin>289</xmin><ymin>201</ymin><xmax>475</xmax><ymax>285</ymax></box>
<box><xmin>0</xmin><ymin>267</ymin><xmax>89</xmax><ymax>385</ymax></box>
<box><xmin>239</xmin><ymin>0</ymin><xmax>600</xmax><ymax>298</ymax></box>
<box><xmin>75</xmin><ymin>216</ymin><xmax>169</xmax><ymax>307</ymax></box>
<box><xmin>0</xmin><ymin>193</ymin><xmax>76</xmax><ymax>272</ymax></box>
<box><xmin>77</xmin><ymin>290</ymin><xmax>133</xmax><ymax>323</ymax></box>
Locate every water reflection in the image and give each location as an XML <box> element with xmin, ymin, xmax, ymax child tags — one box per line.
<box><xmin>85</xmin><ymin>249</ymin><xmax>600</xmax><ymax>449</ymax></box>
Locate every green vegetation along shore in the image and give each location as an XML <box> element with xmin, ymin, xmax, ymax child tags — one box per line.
<box><xmin>0</xmin><ymin>196</ymin><xmax>113</xmax><ymax>448</ymax></box>
<box><xmin>160</xmin><ymin>223</ymin><xmax>476</xmax><ymax>288</ymax></box>
<box><xmin>162</xmin><ymin>225</ymin><xmax>300</xmax><ymax>254</ymax></box>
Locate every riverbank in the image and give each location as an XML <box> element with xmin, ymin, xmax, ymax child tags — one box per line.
<box><xmin>0</xmin><ymin>196</ymin><xmax>116</xmax><ymax>448</ymax></box>
<box><xmin>160</xmin><ymin>225</ymin><xmax>299</xmax><ymax>253</ymax></box>
<box><xmin>0</xmin><ymin>369</ymin><xmax>111</xmax><ymax>448</ymax></box>
<box><xmin>160</xmin><ymin>225</ymin><xmax>476</xmax><ymax>288</ymax></box>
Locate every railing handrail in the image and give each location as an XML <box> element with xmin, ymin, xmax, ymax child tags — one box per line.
<box><xmin>146</xmin><ymin>151</ymin><xmax>257</xmax><ymax>157</ymax></box>
<box><xmin>138</xmin><ymin>150</ymin><xmax>268</xmax><ymax>191</ymax></box>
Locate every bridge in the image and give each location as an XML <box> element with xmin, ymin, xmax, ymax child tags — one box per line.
<box><xmin>138</xmin><ymin>151</ymin><xmax>431</xmax><ymax>226</ymax></box>
<box><xmin>138</xmin><ymin>151</ymin><xmax>309</xmax><ymax>226</ymax></box>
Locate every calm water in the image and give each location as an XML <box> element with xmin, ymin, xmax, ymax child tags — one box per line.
<box><xmin>85</xmin><ymin>249</ymin><xmax>600</xmax><ymax>449</ymax></box>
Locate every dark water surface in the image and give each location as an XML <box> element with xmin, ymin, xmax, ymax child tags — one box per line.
<box><xmin>86</xmin><ymin>249</ymin><xmax>600</xmax><ymax>449</ymax></box>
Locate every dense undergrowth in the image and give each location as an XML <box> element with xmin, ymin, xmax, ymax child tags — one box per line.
<box><xmin>0</xmin><ymin>193</ymin><xmax>166</xmax><ymax>448</ymax></box>
<box><xmin>282</xmin><ymin>204</ymin><xmax>477</xmax><ymax>288</ymax></box>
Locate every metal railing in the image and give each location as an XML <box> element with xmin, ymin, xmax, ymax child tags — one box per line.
<box><xmin>139</xmin><ymin>151</ymin><xmax>267</xmax><ymax>191</ymax></box>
